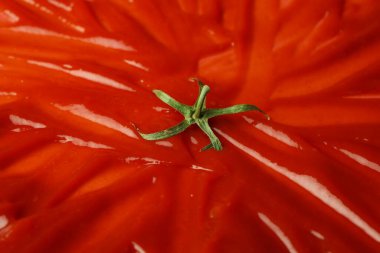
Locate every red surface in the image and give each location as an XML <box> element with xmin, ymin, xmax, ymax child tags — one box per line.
<box><xmin>0</xmin><ymin>0</ymin><xmax>380</xmax><ymax>252</ymax></box>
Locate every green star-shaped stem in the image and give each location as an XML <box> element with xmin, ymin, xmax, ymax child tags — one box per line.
<box><xmin>138</xmin><ymin>79</ymin><xmax>269</xmax><ymax>151</ymax></box>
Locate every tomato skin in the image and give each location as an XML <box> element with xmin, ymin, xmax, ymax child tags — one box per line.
<box><xmin>0</xmin><ymin>0</ymin><xmax>380</xmax><ymax>252</ymax></box>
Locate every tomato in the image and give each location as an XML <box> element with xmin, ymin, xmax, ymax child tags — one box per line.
<box><xmin>0</xmin><ymin>0</ymin><xmax>380</xmax><ymax>252</ymax></box>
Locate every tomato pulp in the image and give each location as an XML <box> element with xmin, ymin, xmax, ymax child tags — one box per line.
<box><xmin>0</xmin><ymin>0</ymin><xmax>380</xmax><ymax>252</ymax></box>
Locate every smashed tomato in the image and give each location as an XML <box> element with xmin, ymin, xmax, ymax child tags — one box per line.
<box><xmin>1</xmin><ymin>0</ymin><xmax>380</xmax><ymax>252</ymax></box>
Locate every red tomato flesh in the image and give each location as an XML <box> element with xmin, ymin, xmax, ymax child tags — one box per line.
<box><xmin>0</xmin><ymin>0</ymin><xmax>380</xmax><ymax>252</ymax></box>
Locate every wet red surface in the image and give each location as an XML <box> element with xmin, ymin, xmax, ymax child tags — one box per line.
<box><xmin>0</xmin><ymin>0</ymin><xmax>380</xmax><ymax>252</ymax></box>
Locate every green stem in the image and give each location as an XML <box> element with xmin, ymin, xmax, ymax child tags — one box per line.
<box><xmin>192</xmin><ymin>85</ymin><xmax>210</xmax><ymax>119</ymax></box>
<box><xmin>139</xmin><ymin>120</ymin><xmax>191</xmax><ymax>140</ymax></box>
<box><xmin>153</xmin><ymin>90</ymin><xmax>191</xmax><ymax>116</ymax></box>
<box><xmin>196</xmin><ymin>119</ymin><xmax>222</xmax><ymax>151</ymax></box>
<box><xmin>203</xmin><ymin>104</ymin><xmax>269</xmax><ymax>119</ymax></box>
<box><xmin>136</xmin><ymin>79</ymin><xmax>269</xmax><ymax>151</ymax></box>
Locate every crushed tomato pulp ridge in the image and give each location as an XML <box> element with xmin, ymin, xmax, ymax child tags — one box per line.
<box><xmin>0</xmin><ymin>0</ymin><xmax>380</xmax><ymax>253</ymax></box>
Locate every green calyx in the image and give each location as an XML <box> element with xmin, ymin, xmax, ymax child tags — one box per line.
<box><xmin>138</xmin><ymin>78</ymin><xmax>269</xmax><ymax>151</ymax></box>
